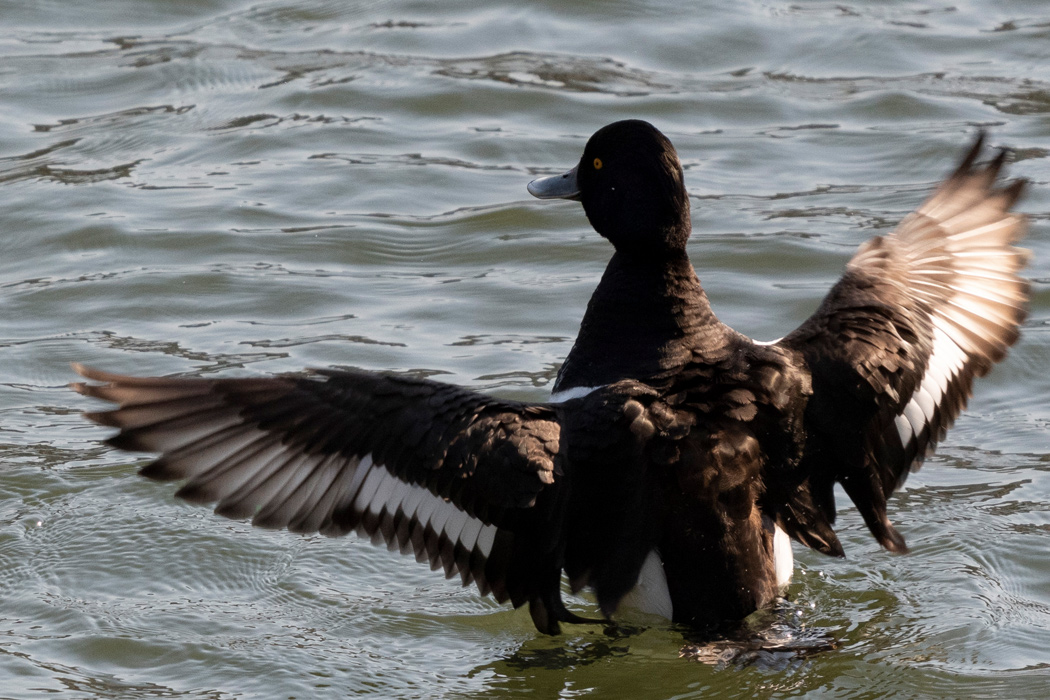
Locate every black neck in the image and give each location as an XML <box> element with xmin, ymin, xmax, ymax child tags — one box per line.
<box><xmin>554</xmin><ymin>251</ymin><xmax>729</xmax><ymax>392</ymax></box>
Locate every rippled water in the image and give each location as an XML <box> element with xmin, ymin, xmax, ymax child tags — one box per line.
<box><xmin>2</xmin><ymin>0</ymin><xmax>1050</xmax><ymax>697</ymax></box>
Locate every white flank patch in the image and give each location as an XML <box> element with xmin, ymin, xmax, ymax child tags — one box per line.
<box><xmin>616</xmin><ymin>529</ymin><xmax>793</xmax><ymax>621</ymax></box>
<box><xmin>773</xmin><ymin>524</ymin><xmax>793</xmax><ymax>588</ymax></box>
<box><xmin>619</xmin><ymin>550</ymin><xmax>674</xmax><ymax>620</ymax></box>
<box><xmin>751</xmin><ymin>337</ymin><xmax>784</xmax><ymax>346</ymax></box>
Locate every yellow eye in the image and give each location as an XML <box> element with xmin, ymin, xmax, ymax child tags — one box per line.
<box><xmin>593</xmin><ymin>158</ymin><xmax>603</xmax><ymax>170</ymax></box>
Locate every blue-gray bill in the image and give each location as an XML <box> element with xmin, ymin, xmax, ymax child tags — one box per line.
<box><xmin>527</xmin><ymin>164</ymin><xmax>580</xmax><ymax>200</ymax></box>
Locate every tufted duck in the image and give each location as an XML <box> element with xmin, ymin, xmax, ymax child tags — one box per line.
<box><xmin>73</xmin><ymin>121</ymin><xmax>1029</xmax><ymax>634</ymax></box>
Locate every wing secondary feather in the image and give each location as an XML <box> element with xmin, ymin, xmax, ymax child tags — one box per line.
<box><xmin>777</xmin><ymin>133</ymin><xmax>1029</xmax><ymax>553</ymax></box>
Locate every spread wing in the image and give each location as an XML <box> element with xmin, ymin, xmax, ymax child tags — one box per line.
<box><xmin>776</xmin><ymin>133</ymin><xmax>1029</xmax><ymax>555</ymax></box>
<box><xmin>71</xmin><ymin>363</ymin><xmax>581</xmax><ymax>631</ymax></box>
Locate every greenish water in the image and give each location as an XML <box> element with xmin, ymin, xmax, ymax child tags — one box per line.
<box><xmin>2</xmin><ymin>0</ymin><xmax>1050</xmax><ymax>697</ymax></box>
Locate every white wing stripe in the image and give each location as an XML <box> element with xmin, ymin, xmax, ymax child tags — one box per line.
<box><xmin>376</xmin><ymin>477</ymin><xmax>415</xmax><ymax>519</ymax></box>
<box><xmin>913</xmin><ymin>386</ymin><xmax>937</xmax><ymax>424</ymax></box>
<box><xmin>366</xmin><ymin>465</ymin><xmax>400</xmax><ymax>517</ymax></box>
<box><xmin>341</xmin><ymin>454</ymin><xmax>374</xmax><ymax>508</ymax></box>
<box><xmin>441</xmin><ymin>508</ymin><xmax>470</xmax><ymax>545</ymax></box>
<box><xmin>350</xmin><ymin>455</ymin><xmax>388</xmax><ymax>513</ymax></box>
<box><xmin>896</xmin><ymin>325</ymin><xmax>962</xmax><ymax>447</ymax></box>
<box><xmin>397</xmin><ymin>480</ymin><xmax>431</xmax><ymax>526</ymax></box>
<box><xmin>893</xmin><ymin>226</ymin><xmax>1008</xmax><ymax>454</ymax></box>
<box><xmin>406</xmin><ymin>485</ymin><xmax>441</xmax><ymax>533</ymax></box>
<box><xmin>895</xmin><ymin>413</ymin><xmax>914</xmax><ymax>447</ymax></box>
<box><xmin>426</xmin><ymin>497</ymin><xmax>456</xmax><ymax>543</ymax></box>
<box><xmin>476</xmin><ymin>523</ymin><xmax>497</xmax><ymax>558</ymax></box>
<box><xmin>457</xmin><ymin>516</ymin><xmax>484</xmax><ymax>554</ymax></box>
<box><xmin>903</xmin><ymin>401</ymin><xmax>926</xmax><ymax>440</ymax></box>
<box><xmin>338</xmin><ymin>453</ymin><xmax>499</xmax><ymax>571</ymax></box>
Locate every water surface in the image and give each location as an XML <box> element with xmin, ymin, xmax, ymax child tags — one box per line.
<box><xmin>2</xmin><ymin>0</ymin><xmax>1050</xmax><ymax>697</ymax></box>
